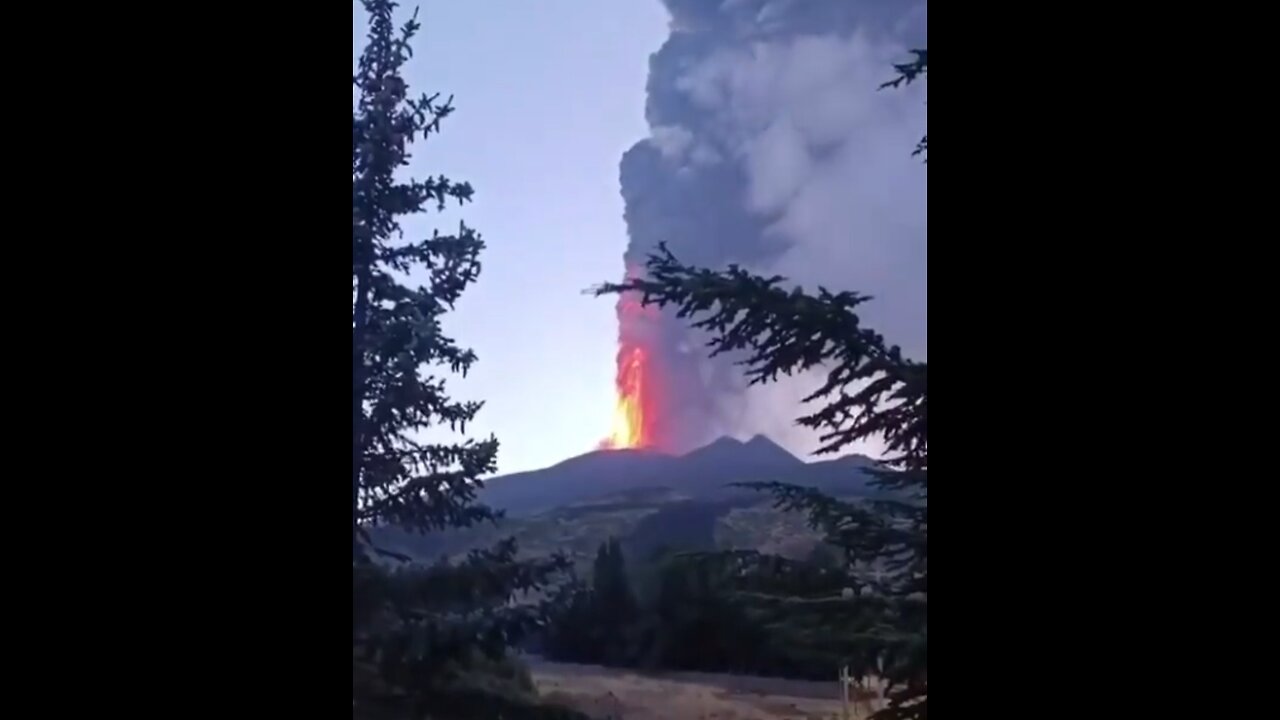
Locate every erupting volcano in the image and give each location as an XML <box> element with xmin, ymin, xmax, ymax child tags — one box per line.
<box><xmin>597</xmin><ymin>0</ymin><xmax>926</xmax><ymax>457</ymax></box>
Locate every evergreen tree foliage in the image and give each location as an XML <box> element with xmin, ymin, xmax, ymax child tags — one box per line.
<box><xmin>642</xmin><ymin>553</ymin><xmax>770</xmax><ymax>673</ymax></box>
<box><xmin>352</xmin><ymin>3</ymin><xmax>580</xmax><ymax>718</ymax></box>
<box><xmin>879</xmin><ymin>48</ymin><xmax>927</xmax><ymax>162</ymax></box>
<box><xmin>538</xmin><ymin>578</ymin><xmax>597</xmax><ymax>662</ymax></box>
<box><xmin>593</xmin><ymin>538</ymin><xmax>640</xmax><ymax>665</ymax></box>
<box><xmin>352</xmin><ymin>0</ymin><xmax>493</xmax><ymax>554</ymax></box>
<box><xmin>591</xmin><ymin>538</ymin><xmax>639</xmax><ymax>633</ymax></box>
<box><xmin>593</xmin><ymin>246</ymin><xmax>927</xmax><ymax>720</ymax></box>
<box><xmin>541</xmin><ymin>539</ymin><xmax>639</xmax><ymax>666</ymax></box>
<box><xmin>543</xmin><ymin>547</ymin><xmax>833</xmax><ymax>680</ymax></box>
<box><xmin>806</xmin><ymin>541</ymin><xmax>844</xmax><ymax>570</ymax></box>
<box><xmin>591</xmin><ymin>52</ymin><xmax>928</xmax><ymax>720</ymax></box>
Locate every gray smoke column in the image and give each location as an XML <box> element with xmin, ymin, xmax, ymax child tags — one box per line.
<box><xmin>616</xmin><ymin>0</ymin><xmax>927</xmax><ymax>455</ymax></box>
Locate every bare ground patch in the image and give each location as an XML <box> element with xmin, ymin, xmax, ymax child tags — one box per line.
<box><xmin>530</xmin><ymin>659</ymin><xmax>878</xmax><ymax>720</ymax></box>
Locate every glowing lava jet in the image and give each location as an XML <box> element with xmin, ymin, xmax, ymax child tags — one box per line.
<box><xmin>602</xmin><ymin>345</ymin><xmax>651</xmax><ymax>449</ymax></box>
<box><xmin>599</xmin><ymin>268</ymin><xmax>662</xmax><ymax>450</ymax></box>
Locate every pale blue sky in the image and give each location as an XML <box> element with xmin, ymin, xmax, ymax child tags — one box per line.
<box><xmin>354</xmin><ymin>2</ymin><xmax>671</xmax><ymax>474</ymax></box>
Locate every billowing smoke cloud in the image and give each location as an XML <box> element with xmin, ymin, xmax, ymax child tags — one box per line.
<box><xmin>618</xmin><ymin>0</ymin><xmax>927</xmax><ymax>456</ymax></box>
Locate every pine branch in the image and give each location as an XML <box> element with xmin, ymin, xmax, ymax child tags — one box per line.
<box><xmin>878</xmin><ymin>49</ymin><xmax>927</xmax><ymax>90</ymax></box>
<box><xmin>878</xmin><ymin>49</ymin><xmax>927</xmax><ymax>164</ymax></box>
<box><xmin>593</xmin><ymin>245</ymin><xmax>926</xmax><ymax>465</ymax></box>
<box><xmin>592</xmin><ymin>227</ymin><xmax>927</xmax><ymax>720</ymax></box>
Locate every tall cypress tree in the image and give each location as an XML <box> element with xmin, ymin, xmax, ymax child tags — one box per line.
<box><xmin>592</xmin><ymin>539</ymin><xmax>638</xmax><ymax>628</ymax></box>
<box><xmin>353</xmin><ymin>3</ymin><xmax>578</xmax><ymax>718</ymax></box>
<box><xmin>589</xmin><ymin>538</ymin><xmax>638</xmax><ymax>664</ymax></box>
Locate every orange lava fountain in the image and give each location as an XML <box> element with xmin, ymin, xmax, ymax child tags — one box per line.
<box><xmin>602</xmin><ymin>345</ymin><xmax>651</xmax><ymax>449</ymax></box>
<box><xmin>600</xmin><ymin>267</ymin><xmax>660</xmax><ymax>450</ymax></box>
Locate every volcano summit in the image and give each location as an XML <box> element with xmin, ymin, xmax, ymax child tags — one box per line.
<box><xmin>479</xmin><ymin>434</ymin><xmax>876</xmax><ymax>516</ymax></box>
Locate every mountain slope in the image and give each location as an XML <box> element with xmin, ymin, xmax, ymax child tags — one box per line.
<box><xmin>479</xmin><ymin>448</ymin><xmax>679</xmax><ymax>516</ymax></box>
<box><xmin>479</xmin><ymin>435</ymin><xmax>874</xmax><ymax>516</ymax></box>
<box><xmin>370</xmin><ymin>436</ymin><xmax>881</xmax><ymax>567</ymax></box>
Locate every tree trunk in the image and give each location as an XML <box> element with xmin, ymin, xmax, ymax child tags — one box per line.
<box><xmin>352</xmin><ymin>257</ymin><xmax>371</xmax><ymax>554</ymax></box>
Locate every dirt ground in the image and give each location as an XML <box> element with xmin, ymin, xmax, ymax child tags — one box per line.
<box><xmin>529</xmin><ymin>659</ymin><xmax>879</xmax><ymax>720</ymax></box>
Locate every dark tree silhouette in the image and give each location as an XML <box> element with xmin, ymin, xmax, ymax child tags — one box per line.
<box><xmin>592</xmin><ymin>538</ymin><xmax>639</xmax><ymax>660</ymax></box>
<box><xmin>541</xmin><ymin>539</ymin><xmax>638</xmax><ymax>666</ymax></box>
<box><xmin>352</xmin><ymin>3</ymin><xmax>580</xmax><ymax>718</ymax></box>
<box><xmin>880</xmin><ymin>49</ymin><xmax>927</xmax><ymax>162</ymax></box>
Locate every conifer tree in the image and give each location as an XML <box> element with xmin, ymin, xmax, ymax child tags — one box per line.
<box><xmin>595</xmin><ymin>241</ymin><xmax>927</xmax><ymax>720</ymax></box>
<box><xmin>593</xmin><ymin>50</ymin><xmax>928</xmax><ymax>720</ymax></box>
<box><xmin>539</xmin><ymin>578</ymin><xmax>597</xmax><ymax>663</ymax></box>
<box><xmin>590</xmin><ymin>538</ymin><xmax>639</xmax><ymax>664</ymax></box>
<box><xmin>592</xmin><ymin>539</ymin><xmax>638</xmax><ymax>629</ymax></box>
<box><xmin>353</xmin><ymin>2</ymin><xmax>579</xmax><ymax>717</ymax></box>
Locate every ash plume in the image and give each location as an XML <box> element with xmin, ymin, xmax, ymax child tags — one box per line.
<box><xmin>617</xmin><ymin>0</ymin><xmax>927</xmax><ymax>456</ymax></box>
